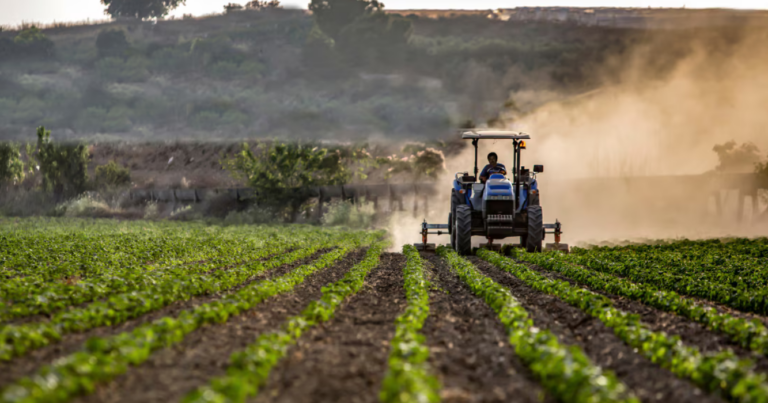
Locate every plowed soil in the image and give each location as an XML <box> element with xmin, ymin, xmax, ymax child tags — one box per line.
<box><xmin>252</xmin><ymin>253</ymin><xmax>407</xmax><ymax>403</ymax></box>
<box><xmin>70</xmin><ymin>249</ymin><xmax>366</xmax><ymax>403</ymax></box>
<box><xmin>0</xmin><ymin>249</ymin><xmax>332</xmax><ymax>390</ymax></box>
<box><xmin>422</xmin><ymin>254</ymin><xmax>552</xmax><ymax>403</ymax></box>
<box><xmin>468</xmin><ymin>257</ymin><xmax>726</xmax><ymax>403</ymax></box>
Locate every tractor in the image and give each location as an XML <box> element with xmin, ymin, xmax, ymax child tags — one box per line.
<box><xmin>416</xmin><ymin>130</ymin><xmax>568</xmax><ymax>255</ymax></box>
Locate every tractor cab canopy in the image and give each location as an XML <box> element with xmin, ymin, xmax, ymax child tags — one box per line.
<box><xmin>460</xmin><ymin>130</ymin><xmax>530</xmax><ymax>140</ymax></box>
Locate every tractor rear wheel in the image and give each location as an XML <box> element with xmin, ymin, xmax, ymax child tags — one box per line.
<box><xmin>448</xmin><ymin>213</ymin><xmax>456</xmax><ymax>249</ymax></box>
<box><xmin>526</xmin><ymin>205</ymin><xmax>543</xmax><ymax>253</ymax></box>
<box><xmin>455</xmin><ymin>204</ymin><xmax>472</xmax><ymax>255</ymax></box>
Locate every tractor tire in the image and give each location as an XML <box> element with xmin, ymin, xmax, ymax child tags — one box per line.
<box><xmin>526</xmin><ymin>205</ymin><xmax>543</xmax><ymax>253</ymax></box>
<box><xmin>448</xmin><ymin>213</ymin><xmax>456</xmax><ymax>249</ymax></box>
<box><xmin>450</xmin><ymin>189</ymin><xmax>463</xmax><ymax>220</ymax></box>
<box><xmin>455</xmin><ymin>204</ymin><xmax>472</xmax><ymax>255</ymax></box>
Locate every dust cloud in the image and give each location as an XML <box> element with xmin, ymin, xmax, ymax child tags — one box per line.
<box><xmin>391</xmin><ymin>23</ymin><xmax>768</xmax><ymax>249</ymax></box>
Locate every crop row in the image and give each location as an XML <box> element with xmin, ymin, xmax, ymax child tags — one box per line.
<box><xmin>183</xmin><ymin>241</ymin><xmax>388</xmax><ymax>403</ymax></box>
<box><xmin>0</xmin><ymin>231</ymin><xmax>372</xmax><ymax>361</ymax></box>
<box><xmin>438</xmin><ymin>247</ymin><xmax>637</xmax><ymax>403</ymax></box>
<box><xmin>577</xmin><ymin>238</ymin><xmax>768</xmax><ymax>259</ymax></box>
<box><xmin>565</xmin><ymin>249</ymin><xmax>768</xmax><ymax>316</ymax></box>
<box><xmin>379</xmin><ymin>245</ymin><xmax>440</xmax><ymax>403</ymax></box>
<box><xmin>513</xmin><ymin>249</ymin><xmax>768</xmax><ymax>358</ymax></box>
<box><xmin>572</xmin><ymin>241</ymin><xmax>768</xmax><ymax>291</ymax></box>
<box><xmin>0</xmin><ymin>234</ymin><xmax>380</xmax><ymax>403</ymax></box>
<box><xmin>480</xmin><ymin>250</ymin><xmax>768</xmax><ymax>403</ymax></box>
<box><xmin>0</xmin><ymin>227</ymin><xmax>337</xmax><ymax>322</ymax></box>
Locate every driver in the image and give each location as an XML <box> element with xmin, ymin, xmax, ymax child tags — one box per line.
<box><xmin>479</xmin><ymin>152</ymin><xmax>506</xmax><ymax>183</ymax></box>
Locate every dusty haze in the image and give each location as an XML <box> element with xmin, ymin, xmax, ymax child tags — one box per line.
<box><xmin>391</xmin><ymin>23</ymin><xmax>768</xmax><ymax>248</ymax></box>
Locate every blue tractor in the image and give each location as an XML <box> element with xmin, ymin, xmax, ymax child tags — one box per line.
<box><xmin>417</xmin><ymin>130</ymin><xmax>567</xmax><ymax>255</ymax></box>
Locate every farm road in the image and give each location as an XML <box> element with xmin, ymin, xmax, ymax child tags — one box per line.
<box><xmin>469</xmin><ymin>257</ymin><xmax>726</xmax><ymax>403</ymax></box>
<box><xmin>0</xmin><ymin>249</ymin><xmax>332</xmax><ymax>389</ymax></box>
<box><xmin>253</xmin><ymin>253</ymin><xmax>407</xmax><ymax>403</ymax></box>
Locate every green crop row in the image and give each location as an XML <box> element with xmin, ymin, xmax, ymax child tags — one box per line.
<box><xmin>480</xmin><ymin>250</ymin><xmax>768</xmax><ymax>403</ymax></box>
<box><xmin>565</xmin><ymin>250</ymin><xmax>768</xmax><ymax>316</ymax></box>
<box><xmin>576</xmin><ymin>238</ymin><xmax>768</xmax><ymax>259</ymax></box>
<box><xmin>513</xmin><ymin>249</ymin><xmax>768</xmax><ymax>358</ymax></box>
<box><xmin>438</xmin><ymin>247</ymin><xmax>637</xmax><ymax>403</ymax></box>
<box><xmin>0</xmin><ymin>233</ymin><xmax>380</xmax><ymax>403</ymax></box>
<box><xmin>572</xmin><ymin>241</ymin><xmax>768</xmax><ymax>291</ymax></box>
<box><xmin>0</xmin><ymin>232</ymin><xmax>352</xmax><ymax>361</ymax></box>
<box><xmin>379</xmin><ymin>245</ymin><xmax>440</xmax><ymax>403</ymax></box>
<box><xmin>183</xmin><ymin>241</ymin><xmax>388</xmax><ymax>403</ymax></box>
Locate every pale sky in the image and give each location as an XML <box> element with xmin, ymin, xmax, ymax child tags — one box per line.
<box><xmin>0</xmin><ymin>0</ymin><xmax>766</xmax><ymax>27</ymax></box>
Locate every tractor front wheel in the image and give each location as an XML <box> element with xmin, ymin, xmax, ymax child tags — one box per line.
<box><xmin>526</xmin><ymin>205</ymin><xmax>543</xmax><ymax>253</ymax></box>
<box><xmin>455</xmin><ymin>204</ymin><xmax>472</xmax><ymax>255</ymax></box>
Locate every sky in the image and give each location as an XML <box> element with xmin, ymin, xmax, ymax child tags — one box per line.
<box><xmin>1</xmin><ymin>0</ymin><xmax>766</xmax><ymax>27</ymax></box>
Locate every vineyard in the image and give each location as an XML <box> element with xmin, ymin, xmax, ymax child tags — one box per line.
<box><xmin>3</xmin><ymin>219</ymin><xmax>768</xmax><ymax>403</ymax></box>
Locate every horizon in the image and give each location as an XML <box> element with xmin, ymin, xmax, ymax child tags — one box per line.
<box><xmin>2</xmin><ymin>0</ymin><xmax>767</xmax><ymax>27</ymax></box>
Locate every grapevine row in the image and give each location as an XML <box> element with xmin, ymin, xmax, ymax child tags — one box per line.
<box><xmin>480</xmin><ymin>250</ymin><xmax>768</xmax><ymax>403</ymax></box>
<box><xmin>438</xmin><ymin>247</ymin><xmax>637</xmax><ymax>403</ymax></box>
<box><xmin>182</xmin><ymin>241</ymin><xmax>388</xmax><ymax>403</ymax></box>
<box><xmin>379</xmin><ymin>245</ymin><xmax>440</xmax><ymax>403</ymax></box>
<box><xmin>0</xmin><ymin>234</ymin><xmax>377</xmax><ymax>403</ymax></box>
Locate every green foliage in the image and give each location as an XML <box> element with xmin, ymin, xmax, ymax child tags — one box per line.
<box><xmin>96</xmin><ymin>29</ymin><xmax>130</xmax><ymax>58</ymax></box>
<box><xmin>101</xmin><ymin>0</ymin><xmax>186</xmax><ymax>20</ymax></box>
<box><xmin>322</xmin><ymin>199</ymin><xmax>376</xmax><ymax>228</ymax></box>
<box><xmin>96</xmin><ymin>56</ymin><xmax>150</xmax><ymax>82</ymax></box>
<box><xmin>439</xmin><ymin>246</ymin><xmax>636</xmax><ymax>403</ymax></box>
<box><xmin>34</xmin><ymin>127</ymin><xmax>90</xmax><ymax>198</ymax></box>
<box><xmin>12</xmin><ymin>26</ymin><xmax>55</xmax><ymax>59</ymax></box>
<box><xmin>379</xmin><ymin>245</ymin><xmax>440</xmax><ymax>403</ymax></box>
<box><xmin>481</xmin><ymin>249</ymin><xmax>768</xmax><ymax>403</ymax></box>
<box><xmin>94</xmin><ymin>161</ymin><xmax>131</xmax><ymax>187</ymax></box>
<box><xmin>309</xmin><ymin>0</ymin><xmax>382</xmax><ymax>41</ymax></box>
<box><xmin>183</xmin><ymin>240</ymin><xmax>386</xmax><ymax>403</ymax></box>
<box><xmin>0</xmin><ymin>143</ymin><xmax>25</xmax><ymax>185</ymax></box>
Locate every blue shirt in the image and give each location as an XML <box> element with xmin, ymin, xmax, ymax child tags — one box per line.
<box><xmin>480</xmin><ymin>163</ymin><xmax>506</xmax><ymax>179</ymax></box>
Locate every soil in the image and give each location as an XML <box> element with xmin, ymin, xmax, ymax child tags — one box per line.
<box><xmin>0</xmin><ymin>249</ymin><xmax>331</xmax><ymax>389</ymax></box>
<box><xmin>421</xmin><ymin>254</ymin><xmax>553</xmax><ymax>403</ymax></box>
<box><xmin>70</xmin><ymin>249</ymin><xmax>366</xmax><ymax>403</ymax></box>
<box><xmin>520</xmin><ymin>260</ymin><xmax>768</xmax><ymax>373</ymax></box>
<box><xmin>252</xmin><ymin>253</ymin><xmax>407</xmax><ymax>403</ymax></box>
<box><xmin>468</xmin><ymin>257</ymin><xmax>726</xmax><ymax>403</ymax></box>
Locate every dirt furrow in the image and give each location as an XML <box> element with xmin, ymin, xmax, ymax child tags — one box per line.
<box><xmin>252</xmin><ymin>253</ymin><xmax>406</xmax><ymax>403</ymax></box>
<box><xmin>70</xmin><ymin>249</ymin><xmax>366</xmax><ymax>403</ymax></box>
<box><xmin>422</xmin><ymin>254</ymin><xmax>552</xmax><ymax>403</ymax></box>
<box><xmin>468</xmin><ymin>257</ymin><xmax>726</xmax><ymax>403</ymax></box>
<box><xmin>0</xmin><ymin>249</ymin><xmax>331</xmax><ymax>389</ymax></box>
<box><xmin>520</xmin><ymin>260</ymin><xmax>768</xmax><ymax>373</ymax></box>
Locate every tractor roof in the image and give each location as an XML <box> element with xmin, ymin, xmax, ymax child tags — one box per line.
<box><xmin>460</xmin><ymin>130</ymin><xmax>531</xmax><ymax>140</ymax></box>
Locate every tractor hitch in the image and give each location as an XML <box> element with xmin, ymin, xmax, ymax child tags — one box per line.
<box><xmin>415</xmin><ymin>219</ymin><xmax>449</xmax><ymax>251</ymax></box>
<box><xmin>544</xmin><ymin>220</ymin><xmax>569</xmax><ymax>253</ymax></box>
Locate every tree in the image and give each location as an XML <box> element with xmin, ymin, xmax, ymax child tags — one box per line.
<box><xmin>34</xmin><ymin>127</ymin><xmax>90</xmax><ymax>200</ymax></box>
<box><xmin>245</xmin><ymin>0</ymin><xmax>282</xmax><ymax>9</ymax></box>
<box><xmin>223</xmin><ymin>142</ymin><xmax>350</xmax><ymax>221</ymax></box>
<box><xmin>0</xmin><ymin>143</ymin><xmax>24</xmax><ymax>185</ymax></box>
<box><xmin>713</xmin><ymin>141</ymin><xmax>761</xmax><ymax>173</ymax></box>
<box><xmin>13</xmin><ymin>27</ymin><xmax>55</xmax><ymax>58</ymax></box>
<box><xmin>96</xmin><ymin>29</ymin><xmax>130</xmax><ymax>58</ymax></box>
<box><xmin>308</xmin><ymin>0</ymin><xmax>382</xmax><ymax>41</ymax></box>
<box><xmin>101</xmin><ymin>0</ymin><xmax>186</xmax><ymax>20</ymax></box>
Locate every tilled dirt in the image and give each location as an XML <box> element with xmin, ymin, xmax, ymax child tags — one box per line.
<box><xmin>252</xmin><ymin>253</ymin><xmax>407</xmax><ymax>403</ymax></box>
<box><xmin>422</xmin><ymin>254</ymin><xmax>552</xmax><ymax>403</ymax></box>
<box><xmin>520</xmin><ymin>260</ymin><xmax>768</xmax><ymax>373</ymax></box>
<box><xmin>468</xmin><ymin>257</ymin><xmax>726</xmax><ymax>403</ymax></box>
<box><xmin>0</xmin><ymin>249</ymin><xmax>331</xmax><ymax>389</ymax></box>
<box><xmin>70</xmin><ymin>249</ymin><xmax>366</xmax><ymax>403</ymax></box>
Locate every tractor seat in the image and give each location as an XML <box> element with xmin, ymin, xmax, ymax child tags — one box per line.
<box><xmin>489</xmin><ymin>173</ymin><xmax>505</xmax><ymax>180</ymax></box>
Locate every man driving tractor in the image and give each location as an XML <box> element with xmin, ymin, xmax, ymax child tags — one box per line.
<box><xmin>479</xmin><ymin>152</ymin><xmax>506</xmax><ymax>183</ymax></box>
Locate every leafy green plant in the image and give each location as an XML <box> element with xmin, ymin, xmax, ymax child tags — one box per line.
<box><xmin>379</xmin><ymin>245</ymin><xmax>439</xmax><ymax>403</ymax></box>
<box><xmin>0</xmin><ymin>142</ymin><xmax>24</xmax><ymax>185</ymax></box>
<box><xmin>183</xmin><ymin>241</ymin><xmax>387</xmax><ymax>403</ymax></box>
<box><xmin>438</xmin><ymin>246</ymin><xmax>636</xmax><ymax>403</ymax></box>
<box><xmin>33</xmin><ymin>127</ymin><xmax>90</xmax><ymax>199</ymax></box>
<box><xmin>480</xmin><ymin>249</ymin><xmax>768</xmax><ymax>403</ymax></box>
<box><xmin>94</xmin><ymin>161</ymin><xmax>131</xmax><ymax>188</ymax></box>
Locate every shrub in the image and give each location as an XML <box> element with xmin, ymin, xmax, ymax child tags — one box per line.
<box><xmin>96</xmin><ymin>56</ymin><xmax>150</xmax><ymax>82</ymax></box>
<box><xmin>322</xmin><ymin>199</ymin><xmax>375</xmax><ymax>228</ymax></box>
<box><xmin>13</xmin><ymin>27</ymin><xmax>55</xmax><ymax>59</ymax></box>
<box><xmin>34</xmin><ymin>127</ymin><xmax>90</xmax><ymax>200</ymax></box>
<box><xmin>96</xmin><ymin>29</ymin><xmax>130</xmax><ymax>58</ymax></box>
<box><xmin>94</xmin><ymin>161</ymin><xmax>131</xmax><ymax>187</ymax></box>
<box><xmin>54</xmin><ymin>194</ymin><xmax>112</xmax><ymax>217</ymax></box>
<box><xmin>150</xmin><ymin>47</ymin><xmax>195</xmax><ymax>73</ymax></box>
<box><xmin>0</xmin><ymin>143</ymin><xmax>24</xmax><ymax>185</ymax></box>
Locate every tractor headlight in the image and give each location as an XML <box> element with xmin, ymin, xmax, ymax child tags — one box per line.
<box><xmin>487</xmin><ymin>195</ymin><xmax>512</xmax><ymax>201</ymax></box>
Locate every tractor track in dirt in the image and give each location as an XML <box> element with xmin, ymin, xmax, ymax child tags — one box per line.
<box><xmin>520</xmin><ymin>260</ymin><xmax>768</xmax><ymax>373</ymax></box>
<box><xmin>0</xmin><ymin>249</ymin><xmax>332</xmax><ymax>389</ymax></box>
<box><xmin>70</xmin><ymin>248</ymin><xmax>366</xmax><ymax>403</ymax></box>
<box><xmin>423</xmin><ymin>254</ymin><xmax>552</xmax><ymax>403</ymax></box>
<box><xmin>468</xmin><ymin>257</ymin><xmax>726</xmax><ymax>403</ymax></box>
<box><xmin>252</xmin><ymin>253</ymin><xmax>406</xmax><ymax>403</ymax></box>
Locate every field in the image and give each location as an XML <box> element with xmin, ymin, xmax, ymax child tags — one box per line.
<box><xmin>3</xmin><ymin>219</ymin><xmax>768</xmax><ymax>403</ymax></box>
